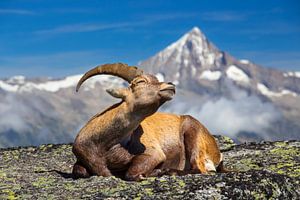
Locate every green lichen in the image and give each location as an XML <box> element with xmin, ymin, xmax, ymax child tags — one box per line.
<box><xmin>238</xmin><ymin>158</ymin><xmax>262</xmax><ymax>171</ymax></box>
<box><xmin>214</xmin><ymin>135</ymin><xmax>236</xmax><ymax>151</ymax></box>
<box><xmin>144</xmin><ymin>188</ymin><xmax>154</xmax><ymax>196</ymax></box>
<box><xmin>274</xmin><ymin>141</ymin><xmax>288</xmax><ymax>147</ymax></box>
<box><xmin>33</xmin><ymin>166</ymin><xmax>47</xmax><ymax>172</ymax></box>
<box><xmin>32</xmin><ymin>176</ymin><xmax>56</xmax><ymax>188</ymax></box>
<box><xmin>0</xmin><ymin>138</ymin><xmax>299</xmax><ymax>199</ymax></box>
<box><xmin>0</xmin><ymin>171</ymin><xmax>6</xmax><ymax>178</ymax></box>
<box><xmin>64</xmin><ymin>182</ymin><xmax>76</xmax><ymax>191</ymax></box>
<box><xmin>267</xmin><ymin>146</ymin><xmax>300</xmax><ymax>177</ymax></box>
<box><xmin>252</xmin><ymin>191</ymin><xmax>266</xmax><ymax>200</ymax></box>
<box><xmin>177</xmin><ymin>179</ymin><xmax>186</xmax><ymax>187</ymax></box>
<box><xmin>1</xmin><ymin>189</ymin><xmax>18</xmax><ymax>200</ymax></box>
<box><xmin>270</xmin><ymin>147</ymin><xmax>299</xmax><ymax>157</ymax></box>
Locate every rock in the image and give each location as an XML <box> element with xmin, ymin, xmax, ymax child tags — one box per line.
<box><xmin>0</xmin><ymin>136</ymin><xmax>299</xmax><ymax>199</ymax></box>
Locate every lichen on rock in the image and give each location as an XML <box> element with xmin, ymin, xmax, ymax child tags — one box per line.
<box><xmin>0</xmin><ymin>136</ymin><xmax>299</xmax><ymax>199</ymax></box>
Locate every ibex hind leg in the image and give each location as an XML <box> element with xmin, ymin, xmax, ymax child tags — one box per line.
<box><xmin>72</xmin><ymin>160</ymin><xmax>91</xmax><ymax>179</ymax></box>
<box><xmin>182</xmin><ymin>116</ymin><xmax>208</xmax><ymax>173</ymax></box>
<box><xmin>216</xmin><ymin>160</ymin><xmax>234</xmax><ymax>173</ymax></box>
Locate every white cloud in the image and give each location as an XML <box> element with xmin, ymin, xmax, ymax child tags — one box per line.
<box><xmin>201</xmin><ymin>11</ymin><xmax>247</xmax><ymax>21</ymax></box>
<box><xmin>0</xmin><ymin>9</ymin><xmax>34</xmax><ymax>15</ymax></box>
<box><xmin>34</xmin><ymin>12</ymin><xmax>197</xmax><ymax>35</ymax></box>
<box><xmin>234</xmin><ymin>51</ymin><xmax>300</xmax><ymax>71</ymax></box>
<box><xmin>161</xmin><ymin>82</ymin><xmax>281</xmax><ymax>140</ymax></box>
<box><xmin>35</xmin><ymin>22</ymin><xmax>135</xmax><ymax>35</ymax></box>
<box><xmin>0</xmin><ymin>51</ymin><xmax>107</xmax><ymax>78</ymax></box>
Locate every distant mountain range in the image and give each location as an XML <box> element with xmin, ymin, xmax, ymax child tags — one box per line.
<box><xmin>1</xmin><ymin>27</ymin><xmax>300</xmax><ymax>147</ymax></box>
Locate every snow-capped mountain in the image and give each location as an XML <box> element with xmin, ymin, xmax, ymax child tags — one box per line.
<box><xmin>0</xmin><ymin>75</ymin><xmax>125</xmax><ymax>147</ymax></box>
<box><xmin>140</xmin><ymin>27</ymin><xmax>300</xmax><ymax>97</ymax></box>
<box><xmin>0</xmin><ymin>27</ymin><xmax>300</xmax><ymax>147</ymax></box>
<box><xmin>0</xmin><ymin>74</ymin><xmax>125</xmax><ymax>93</ymax></box>
<box><xmin>139</xmin><ymin>27</ymin><xmax>300</xmax><ymax>142</ymax></box>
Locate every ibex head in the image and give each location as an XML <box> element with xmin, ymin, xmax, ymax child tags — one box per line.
<box><xmin>76</xmin><ymin>63</ymin><xmax>175</xmax><ymax>115</ymax></box>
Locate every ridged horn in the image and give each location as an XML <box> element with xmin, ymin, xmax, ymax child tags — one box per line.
<box><xmin>76</xmin><ymin>63</ymin><xmax>143</xmax><ymax>92</ymax></box>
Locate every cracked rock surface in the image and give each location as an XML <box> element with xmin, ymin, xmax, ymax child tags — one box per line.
<box><xmin>0</xmin><ymin>136</ymin><xmax>299</xmax><ymax>199</ymax></box>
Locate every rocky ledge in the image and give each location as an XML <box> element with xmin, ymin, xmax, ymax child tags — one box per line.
<box><xmin>0</xmin><ymin>136</ymin><xmax>299</xmax><ymax>199</ymax></box>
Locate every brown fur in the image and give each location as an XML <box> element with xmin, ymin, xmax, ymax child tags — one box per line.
<box><xmin>72</xmin><ymin>65</ymin><xmax>225</xmax><ymax>181</ymax></box>
<box><xmin>73</xmin><ymin>111</ymin><xmax>226</xmax><ymax>180</ymax></box>
<box><xmin>72</xmin><ymin>73</ymin><xmax>177</xmax><ymax>179</ymax></box>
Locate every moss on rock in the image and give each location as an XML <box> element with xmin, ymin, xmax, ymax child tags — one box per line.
<box><xmin>0</xmin><ymin>136</ymin><xmax>299</xmax><ymax>199</ymax></box>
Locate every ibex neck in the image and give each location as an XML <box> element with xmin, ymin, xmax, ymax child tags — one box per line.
<box><xmin>99</xmin><ymin>102</ymin><xmax>146</xmax><ymax>148</ymax></box>
<box><xmin>119</xmin><ymin>102</ymin><xmax>146</xmax><ymax>126</ymax></box>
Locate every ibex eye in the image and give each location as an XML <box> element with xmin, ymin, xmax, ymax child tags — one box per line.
<box><xmin>136</xmin><ymin>80</ymin><xmax>146</xmax><ymax>84</ymax></box>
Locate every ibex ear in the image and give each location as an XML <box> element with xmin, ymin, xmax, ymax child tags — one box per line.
<box><xmin>106</xmin><ymin>88</ymin><xmax>128</xmax><ymax>99</ymax></box>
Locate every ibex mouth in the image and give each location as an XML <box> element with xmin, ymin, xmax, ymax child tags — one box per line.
<box><xmin>160</xmin><ymin>84</ymin><xmax>176</xmax><ymax>101</ymax></box>
<box><xmin>160</xmin><ymin>85</ymin><xmax>176</xmax><ymax>94</ymax></box>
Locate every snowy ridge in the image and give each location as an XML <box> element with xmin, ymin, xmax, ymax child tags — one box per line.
<box><xmin>0</xmin><ymin>80</ymin><xmax>19</xmax><ymax>92</ymax></box>
<box><xmin>24</xmin><ymin>75</ymin><xmax>82</xmax><ymax>92</ymax></box>
<box><xmin>257</xmin><ymin>83</ymin><xmax>297</xmax><ymax>97</ymax></box>
<box><xmin>7</xmin><ymin>76</ymin><xmax>26</xmax><ymax>84</ymax></box>
<box><xmin>283</xmin><ymin>71</ymin><xmax>300</xmax><ymax>78</ymax></box>
<box><xmin>0</xmin><ymin>74</ymin><xmax>124</xmax><ymax>93</ymax></box>
<box><xmin>0</xmin><ymin>72</ymin><xmax>177</xmax><ymax>93</ymax></box>
<box><xmin>240</xmin><ymin>59</ymin><xmax>250</xmax><ymax>64</ymax></box>
<box><xmin>155</xmin><ymin>73</ymin><xmax>165</xmax><ymax>82</ymax></box>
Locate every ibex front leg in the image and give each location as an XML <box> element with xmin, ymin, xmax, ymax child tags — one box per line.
<box><xmin>125</xmin><ymin>148</ymin><xmax>166</xmax><ymax>181</ymax></box>
<box><xmin>72</xmin><ymin>143</ymin><xmax>112</xmax><ymax>177</ymax></box>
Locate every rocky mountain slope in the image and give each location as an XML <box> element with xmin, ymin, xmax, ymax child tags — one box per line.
<box><xmin>0</xmin><ymin>136</ymin><xmax>299</xmax><ymax>199</ymax></box>
<box><xmin>0</xmin><ymin>27</ymin><xmax>300</xmax><ymax>147</ymax></box>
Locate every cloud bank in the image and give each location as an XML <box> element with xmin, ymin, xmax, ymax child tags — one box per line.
<box><xmin>162</xmin><ymin>84</ymin><xmax>281</xmax><ymax>140</ymax></box>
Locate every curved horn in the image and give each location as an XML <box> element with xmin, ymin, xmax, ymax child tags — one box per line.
<box><xmin>76</xmin><ymin>63</ymin><xmax>143</xmax><ymax>92</ymax></box>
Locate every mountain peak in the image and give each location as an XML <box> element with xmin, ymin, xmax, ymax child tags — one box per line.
<box><xmin>188</xmin><ymin>26</ymin><xmax>203</xmax><ymax>36</ymax></box>
<box><xmin>139</xmin><ymin>27</ymin><xmax>224</xmax><ymax>82</ymax></box>
<box><xmin>166</xmin><ymin>26</ymin><xmax>207</xmax><ymax>51</ymax></box>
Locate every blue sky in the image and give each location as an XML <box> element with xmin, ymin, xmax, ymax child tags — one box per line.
<box><xmin>0</xmin><ymin>0</ymin><xmax>300</xmax><ymax>78</ymax></box>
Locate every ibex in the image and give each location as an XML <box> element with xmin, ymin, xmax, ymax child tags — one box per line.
<box><xmin>72</xmin><ymin>63</ymin><xmax>226</xmax><ymax>181</ymax></box>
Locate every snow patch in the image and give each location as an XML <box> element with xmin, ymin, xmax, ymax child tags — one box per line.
<box><xmin>240</xmin><ymin>59</ymin><xmax>250</xmax><ymax>64</ymax></box>
<box><xmin>206</xmin><ymin>53</ymin><xmax>215</xmax><ymax>65</ymax></box>
<box><xmin>200</xmin><ymin>70</ymin><xmax>222</xmax><ymax>81</ymax></box>
<box><xmin>257</xmin><ymin>83</ymin><xmax>297</xmax><ymax>97</ymax></box>
<box><xmin>226</xmin><ymin>65</ymin><xmax>250</xmax><ymax>84</ymax></box>
<box><xmin>191</xmin><ymin>66</ymin><xmax>197</xmax><ymax>76</ymax></box>
<box><xmin>7</xmin><ymin>76</ymin><xmax>25</xmax><ymax>84</ymax></box>
<box><xmin>190</xmin><ymin>26</ymin><xmax>202</xmax><ymax>35</ymax></box>
<box><xmin>283</xmin><ymin>71</ymin><xmax>300</xmax><ymax>78</ymax></box>
<box><xmin>183</xmin><ymin>59</ymin><xmax>189</xmax><ymax>66</ymax></box>
<box><xmin>32</xmin><ymin>75</ymin><xmax>82</xmax><ymax>92</ymax></box>
<box><xmin>155</xmin><ymin>73</ymin><xmax>165</xmax><ymax>82</ymax></box>
<box><xmin>281</xmin><ymin>90</ymin><xmax>298</xmax><ymax>97</ymax></box>
<box><xmin>1</xmin><ymin>74</ymin><xmax>125</xmax><ymax>93</ymax></box>
<box><xmin>0</xmin><ymin>81</ymin><xmax>19</xmax><ymax>92</ymax></box>
<box><xmin>173</xmin><ymin>80</ymin><xmax>179</xmax><ymax>85</ymax></box>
